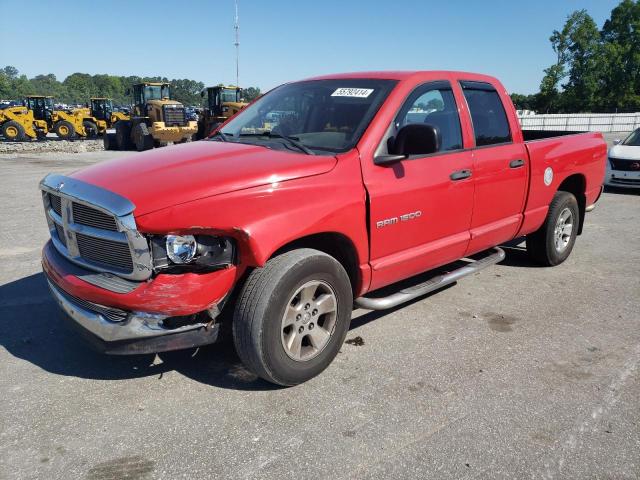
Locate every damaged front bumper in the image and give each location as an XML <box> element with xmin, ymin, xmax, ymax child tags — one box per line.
<box><xmin>42</xmin><ymin>240</ymin><xmax>236</xmax><ymax>355</ymax></box>
<box><xmin>46</xmin><ymin>279</ymin><xmax>219</xmax><ymax>355</ymax></box>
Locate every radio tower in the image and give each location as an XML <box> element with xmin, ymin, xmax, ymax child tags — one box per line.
<box><xmin>234</xmin><ymin>0</ymin><xmax>239</xmax><ymax>87</ymax></box>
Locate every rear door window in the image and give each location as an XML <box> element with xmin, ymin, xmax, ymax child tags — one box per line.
<box><xmin>460</xmin><ymin>81</ymin><xmax>511</xmax><ymax>147</ymax></box>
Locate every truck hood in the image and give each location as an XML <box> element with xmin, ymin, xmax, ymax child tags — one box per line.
<box><xmin>609</xmin><ymin>144</ymin><xmax>640</xmax><ymax>160</ymax></box>
<box><xmin>71</xmin><ymin>141</ymin><xmax>337</xmax><ymax>216</ymax></box>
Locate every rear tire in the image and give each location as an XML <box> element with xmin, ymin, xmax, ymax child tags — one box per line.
<box><xmin>527</xmin><ymin>191</ymin><xmax>579</xmax><ymax>266</ymax></box>
<box><xmin>115</xmin><ymin>121</ymin><xmax>133</xmax><ymax>150</ymax></box>
<box><xmin>1</xmin><ymin>121</ymin><xmax>26</xmax><ymax>141</ymax></box>
<box><xmin>233</xmin><ymin>249</ymin><xmax>353</xmax><ymax>386</ymax></box>
<box><xmin>133</xmin><ymin>123</ymin><xmax>154</xmax><ymax>151</ymax></box>
<box><xmin>83</xmin><ymin>120</ymin><xmax>98</xmax><ymax>138</ymax></box>
<box><xmin>54</xmin><ymin>120</ymin><xmax>76</xmax><ymax>140</ymax></box>
<box><xmin>103</xmin><ymin>133</ymin><xmax>117</xmax><ymax>150</ymax></box>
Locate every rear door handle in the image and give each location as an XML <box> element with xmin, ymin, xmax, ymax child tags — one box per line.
<box><xmin>450</xmin><ymin>169</ymin><xmax>472</xmax><ymax>181</ymax></box>
<box><xmin>509</xmin><ymin>159</ymin><xmax>525</xmax><ymax>168</ymax></box>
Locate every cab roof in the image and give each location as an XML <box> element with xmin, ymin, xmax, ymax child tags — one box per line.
<box><xmin>303</xmin><ymin>70</ymin><xmax>501</xmax><ymax>85</ymax></box>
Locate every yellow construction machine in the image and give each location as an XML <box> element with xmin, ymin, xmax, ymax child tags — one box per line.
<box><xmin>104</xmin><ymin>82</ymin><xmax>197</xmax><ymax>151</ymax></box>
<box><xmin>195</xmin><ymin>85</ymin><xmax>247</xmax><ymax>139</ymax></box>
<box><xmin>0</xmin><ymin>104</ymin><xmax>48</xmax><ymax>141</ymax></box>
<box><xmin>78</xmin><ymin>98</ymin><xmax>130</xmax><ymax>137</ymax></box>
<box><xmin>25</xmin><ymin>96</ymin><xmax>86</xmax><ymax>139</ymax></box>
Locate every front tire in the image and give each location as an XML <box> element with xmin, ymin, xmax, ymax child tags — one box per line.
<box><xmin>527</xmin><ymin>191</ymin><xmax>579</xmax><ymax>266</ymax></box>
<box><xmin>1</xmin><ymin>120</ymin><xmax>26</xmax><ymax>141</ymax></box>
<box><xmin>233</xmin><ymin>249</ymin><xmax>353</xmax><ymax>386</ymax></box>
<box><xmin>54</xmin><ymin>120</ymin><xmax>76</xmax><ymax>140</ymax></box>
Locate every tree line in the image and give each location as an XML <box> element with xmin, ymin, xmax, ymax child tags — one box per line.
<box><xmin>0</xmin><ymin>67</ymin><xmax>262</xmax><ymax>107</ymax></box>
<box><xmin>511</xmin><ymin>0</ymin><xmax>640</xmax><ymax>113</ymax></box>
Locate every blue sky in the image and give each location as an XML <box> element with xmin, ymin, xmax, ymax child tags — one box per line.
<box><xmin>0</xmin><ymin>0</ymin><xmax>622</xmax><ymax>94</ymax></box>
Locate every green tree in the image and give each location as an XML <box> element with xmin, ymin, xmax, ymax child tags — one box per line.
<box><xmin>243</xmin><ymin>87</ymin><xmax>261</xmax><ymax>101</ymax></box>
<box><xmin>600</xmin><ymin>0</ymin><xmax>640</xmax><ymax>110</ymax></box>
<box><xmin>560</xmin><ymin>10</ymin><xmax>602</xmax><ymax>112</ymax></box>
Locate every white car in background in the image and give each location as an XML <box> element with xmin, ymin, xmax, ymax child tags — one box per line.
<box><xmin>606</xmin><ymin>128</ymin><xmax>640</xmax><ymax>189</ymax></box>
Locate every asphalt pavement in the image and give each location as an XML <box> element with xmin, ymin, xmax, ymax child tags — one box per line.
<box><xmin>0</xmin><ymin>145</ymin><xmax>638</xmax><ymax>480</ymax></box>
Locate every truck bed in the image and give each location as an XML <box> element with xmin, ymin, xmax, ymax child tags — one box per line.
<box><xmin>522</xmin><ymin>129</ymin><xmax>584</xmax><ymax>142</ymax></box>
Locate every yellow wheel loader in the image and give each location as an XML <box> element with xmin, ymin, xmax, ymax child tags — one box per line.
<box><xmin>25</xmin><ymin>96</ymin><xmax>86</xmax><ymax>140</ymax></box>
<box><xmin>195</xmin><ymin>85</ymin><xmax>248</xmax><ymax>139</ymax></box>
<box><xmin>0</xmin><ymin>105</ymin><xmax>48</xmax><ymax>141</ymax></box>
<box><xmin>79</xmin><ymin>98</ymin><xmax>130</xmax><ymax>138</ymax></box>
<box><xmin>104</xmin><ymin>83</ymin><xmax>197</xmax><ymax>151</ymax></box>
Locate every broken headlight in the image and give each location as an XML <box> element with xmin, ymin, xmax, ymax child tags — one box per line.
<box><xmin>151</xmin><ymin>235</ymin><xmax>235</xmax><ymax>273</ymax></box>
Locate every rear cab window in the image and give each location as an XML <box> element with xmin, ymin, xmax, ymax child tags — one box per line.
<box><xmin>460</xmin><ymin>81</ymin><xmax>511</xmax><ymax>147</ymax></box>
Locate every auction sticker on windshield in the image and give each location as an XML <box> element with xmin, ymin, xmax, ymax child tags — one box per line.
<box><xmin>331</xmin><ymin>88</ymin><xmax>374</xmax><ymax>98</ymax></box>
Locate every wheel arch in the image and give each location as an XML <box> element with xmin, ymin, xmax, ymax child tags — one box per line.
<box><xmin>269</xmin><ymin>232</ymin><xmax>361</xmax><ymax>296</ymax></box>
<box><xmin>557</xmin><ymin>173</ymin><xmax>586</xmax><ymax>235</ymax></box>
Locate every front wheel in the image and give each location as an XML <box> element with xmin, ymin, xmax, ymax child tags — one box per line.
<box><xmin>54</xmin><ymin>120</ymin><xmax>76</xmax><ymax>140</ymax></box>
<box><xmin>233</xmin><ymin>249</ymin><xmax>353</xmax><ymax>386</ymax></box>
<box><xmin>527</xmin><ymin>191</ymin><xmax>579</xmax><ymax>266</ymax></box>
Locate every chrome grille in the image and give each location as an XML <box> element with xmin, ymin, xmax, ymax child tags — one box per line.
<box><xmin>54</xmin><ymin>222</ymin><xmax>67</xmax><ymax>247</ymax></box>
<box><xmin>41</xmin><ymin>175</ymin><xmax>152</xmax><ymax>282</ymax></box>
<box><xmin>72</xmin><ymin>202</ymin><xmax>118</xmax><ymax>231</ymax></box>
<box><xmin>49</xmin><ymin>193</ymin><xmax>62</xmax><ymax>216</ymax></box>
<box><xmin>76</xmin><ymin>233</ymin><xmax>134</xmax><ymax>272</ymax></box>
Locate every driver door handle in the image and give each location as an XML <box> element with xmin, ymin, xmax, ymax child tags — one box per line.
<box><xmin>450</xmin><ymin>169</ymin><xmax>472</xmax><ymax>181</ymax></box>
<box><xmin>509</xmin><ymin>159</ymin><xmax>525</xmax><ymax>168</ymax></box>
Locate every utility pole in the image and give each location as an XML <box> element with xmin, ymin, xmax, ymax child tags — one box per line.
<box><xmin>234</xmin><ymin>0</ymin><xmax>239</xmax><ymax>87</ymax></box>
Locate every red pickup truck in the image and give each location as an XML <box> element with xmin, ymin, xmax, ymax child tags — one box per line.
<box><xmin>40</xmin><ymin>71</ymin><xmax>606</xmax><ymax>385</ymax></box>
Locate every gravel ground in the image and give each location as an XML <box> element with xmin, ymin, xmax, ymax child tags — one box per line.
<box><xmin>0</xmin><ymin>144</ymin><xmax>638</xmax><ymax>480</ymax></box>
<box><xmin>0</xmin><ymin>139</ymin><xmax>104</xmax><ymax>154</ymax></box>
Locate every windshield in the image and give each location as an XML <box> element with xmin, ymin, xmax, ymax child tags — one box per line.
<box><xmin>622</xmin><ymin>129</ymin><xmax>640</xmax><ymax>146</ymax></box>
<box><xmin>221</xmin><ymin>88</ymin><xmax>240</xmax><ymax>103</ymax></box>
<box><xmin>144</xmin><ymin>85</ymin><xmax>170</xmax><ymax>100</ymax></box>
<box><xmin>218</xmin><ymin>79</ymin><xmax>397</xmax><ymax>154</ymax></box>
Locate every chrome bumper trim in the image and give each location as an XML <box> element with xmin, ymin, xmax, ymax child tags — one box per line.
<box><xmin>47</xmin><ymin>280</ymin><xmax>204</xmax><ymax>342</ymax></box>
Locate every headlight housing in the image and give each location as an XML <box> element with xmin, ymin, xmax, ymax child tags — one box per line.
<box><xmin>151</xmin><ymin>235</ymin><xmax>236</xmax><ymax>272</ymax></box>
<box><xmin>166</xmin><ymin>235</ymin><xmax>197</xmax><ymax>264</ymax></box>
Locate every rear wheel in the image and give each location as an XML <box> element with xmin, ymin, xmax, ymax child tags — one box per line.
<box><xmin>103</xmin><ymin>133</ymin><xmax>117</xmax><ymax>150</ymax></box>
<box><xmin>115</xmin><ymin>121</ymin><xmax>133</xmax><ymax>150</ymax></box>
<box><xmin>133</xmin><ymin>123</ymin><xmax>154</xmax><ymax>151</ymax></box>
<box><xmin>527</xmin><ymin>191</ymin><xmax>579</xmax><ymax>266</ymax></box>
<box><xmin>233</xmin><ymin>249</ymin><xmax>353</xmax><ymax>386</ymax></box>
<box><xmin>54</xmin><ymin>120</ymin><xmax>76</xmax><ymax>140</ymax></box>
<box><xmin>83</xmin><ymin>120</ymin><xmax>98</xmax><ymax>138</ymax></box>
<box><xmin>1</xmin><ymin>121</ymin><xmax>26</xmax><ymax>141</ymax></box>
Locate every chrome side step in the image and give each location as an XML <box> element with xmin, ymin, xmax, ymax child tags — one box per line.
<box><xmin>354</xmin><ymin>247</ymin><xmax>506</xmax><ymax>311</ymax></box>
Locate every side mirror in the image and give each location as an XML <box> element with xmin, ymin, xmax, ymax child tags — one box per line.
<box><xmin>375</xmin><ymin>124</ymin><xmax>441</xmax><ymax>166</ymax></box>
<box><xmin>200</xmin><ymin>91</ymin><xmax>205</xmax><ymax>98</ymax></box>
<box><xmin>125</xmin><ymin>88</ymin><xmax>131</xmax><ymax>96</ymax></box>
<box><xmin>613</xmin><ymin>139</ymin><xmax>621</xmax><ymax>145</ymax></box>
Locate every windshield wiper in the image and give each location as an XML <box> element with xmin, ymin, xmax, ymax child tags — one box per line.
<box><xmin>239</xmin><ymin>132</ymin><xmax>315</xmax><ymax>155</ymax></box>
<box><xmin>210</xmin><ymin>131</ymin><xmax>230</xmax><ymax>142</ymax></box>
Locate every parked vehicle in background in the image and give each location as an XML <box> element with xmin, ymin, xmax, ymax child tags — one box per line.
<box><xmin>605</xmin><ymin>128</ymin><xmax>640</xmax><ymax>189</ymax></box>
<box><xmin>40</xmin><ymin>71</ymin><xmax>606</xmax><ymax>386</ymax></box>
<box><xmin>0</xmin><ymin>104</ymin><xmax>48</xmax><ymax>140</ymax></box>
<box><xmin>195</xmin><ymin>85</ymin><xmax>248</xmax><ymax>139</ymax></box>
<box><xmin>25</xmin><ymin>96</ymin><xmax>87</xmax><ymax>139</ymax></box>
<box><xmin>103</xmin><ymin>82</ymin><xmax>197</xmax><ymax>151</ymax></box>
